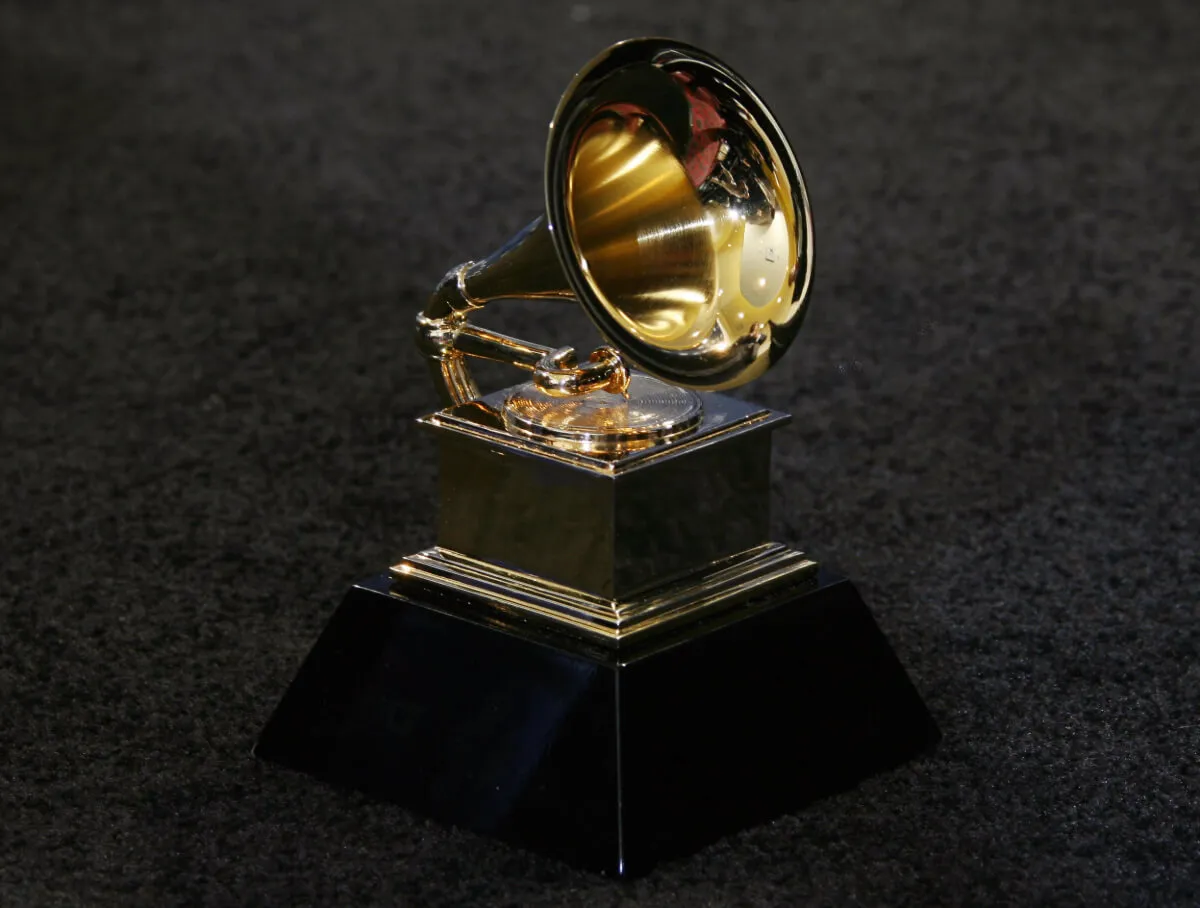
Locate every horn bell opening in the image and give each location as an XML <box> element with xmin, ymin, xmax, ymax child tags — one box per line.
<box><xmin>546</xmin><ymin>38</ymin><xmax>814</xmax><ymax>392</ymax></box>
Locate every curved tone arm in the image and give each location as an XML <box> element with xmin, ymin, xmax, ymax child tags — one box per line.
<box><xmin>414</xmin><ymin>217</ymin><xmax>631</xmax><ymax>408</ymax></box>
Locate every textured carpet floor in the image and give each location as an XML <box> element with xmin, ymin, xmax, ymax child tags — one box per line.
<box><xmin>2</xmin><ymin>0</ymin><xmax>1198</xmax><ymax>905</ymax></box>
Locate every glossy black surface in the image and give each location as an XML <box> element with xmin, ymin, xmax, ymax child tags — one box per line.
<box><xmin>256</xmin><ymin>569</ymin><xmax>940</xmax><ymax>876</ymax></box>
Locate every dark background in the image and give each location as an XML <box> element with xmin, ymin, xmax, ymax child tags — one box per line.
<box><xmin>2</xmin><ymin>0</ymin><xmax>1197</xmax><ymax>904</ymax></box>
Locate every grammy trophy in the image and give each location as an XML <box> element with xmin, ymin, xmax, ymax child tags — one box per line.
<box><xmin>256</xmin><ymin>38</ymin><xmax>939</xmax><ymax>877</ymax></box>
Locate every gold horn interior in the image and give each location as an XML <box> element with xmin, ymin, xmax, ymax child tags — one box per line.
<box><xmin>567</xmin><ymin>113</ymin><xmax>718</xmax><ymax>349</ymax></box>
<box><xmin>415</xmin><ymin>38</ymin><xmax>813</xmax><ymax>409</ymax></box>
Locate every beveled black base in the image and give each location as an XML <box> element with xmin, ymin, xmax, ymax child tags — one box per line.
<box><xmin>255</xmin><ymin>568</ymin><xmax>940</xmax><ymax>877</ymax></box>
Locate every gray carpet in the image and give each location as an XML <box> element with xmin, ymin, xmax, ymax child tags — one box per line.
<box><xmin>2</xmin><ymin>0</ymin><xmax>1198</xmax><ymax>904</ymax></box>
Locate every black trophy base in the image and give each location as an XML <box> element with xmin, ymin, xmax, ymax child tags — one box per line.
<box><xmin>255</xmin><ymin>569</ymin><xmax>940</xmax><ymax>877</ymax></box>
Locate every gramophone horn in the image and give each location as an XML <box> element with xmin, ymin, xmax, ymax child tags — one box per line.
<box><xmin>416</xmin><ymin>38</ymin><xmax>813</xmax><ymax>408</ymax></box>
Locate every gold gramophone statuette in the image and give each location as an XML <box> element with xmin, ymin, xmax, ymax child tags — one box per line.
<box><xmin>397</xmin><ymin>37</ymin><xmax>817</xmax><ymax>641</ymax></box>
<box><xmin>257</xmin><ymin>39</ymin><xmax>939</xmax><ymax>879</ymax></box>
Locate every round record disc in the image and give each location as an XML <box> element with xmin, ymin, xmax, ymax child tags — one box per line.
<box><xmin>502</xmin><ymin>373</ymin><xmax>703</xmax><ymax>454</ymax></box>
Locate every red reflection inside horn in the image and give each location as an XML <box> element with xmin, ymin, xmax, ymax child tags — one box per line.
<box><xmin>671</xmin><ymin>72</ymin><xmax>726</xmax><ymax>188</ymax></box>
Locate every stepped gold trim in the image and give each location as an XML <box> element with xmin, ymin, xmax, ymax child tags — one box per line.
<box><xmin>390</xmin><ymin>543</ymin><xmax>817</xmax><ymax>645</ymax></box>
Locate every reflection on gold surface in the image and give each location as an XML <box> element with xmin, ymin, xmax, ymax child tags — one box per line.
<box><xmin>417</xmin><ymin>39</ymin><xmax>813</xmax><ymax>407</ymax></box>
<box><xmin>567</xmin><ymin>116</ymin><xmax>718</xmax><ymax>349</ymax></box>
<box><xmin>706</xmin><ymin>139</ymin><xmax>803</xmax><ymax>344</ymax></box>
<box><xmin>392</xmin><ymin>543</ymin><xmax>817</xmax><ymax>644</ymax></box>
<box><xmin>503</xmin><ymin>373</ymin><xmax>704</xmax><ymax>454</ymax></box>
<box><xmin>565</xmin><ymin>106</ymin><xmax>802</xmax><ymax>374</ymax></box>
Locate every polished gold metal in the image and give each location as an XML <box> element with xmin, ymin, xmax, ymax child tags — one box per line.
<box><xmin>421</xmin><ymin>389</ymin><xmax>788</xmax><ymax>599</ymax></box>
<box><xmin>416</xmin><ymin>37</ymin><xmax>813</xmax><ymax>415</ymax></box>
<box><xmin>503</xmin><ymin>373</ymin><xmax>703</xmax><ymax>453</ymax></box>
<box><xmin>402</xmin><ymin>39</ymin><xmax>819</xmax><ymax>643</ymax></box>
<box><xmin>392</xmin><ymin>544</ymin><xmax>817</xmax><ymax>645</ymax></box>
